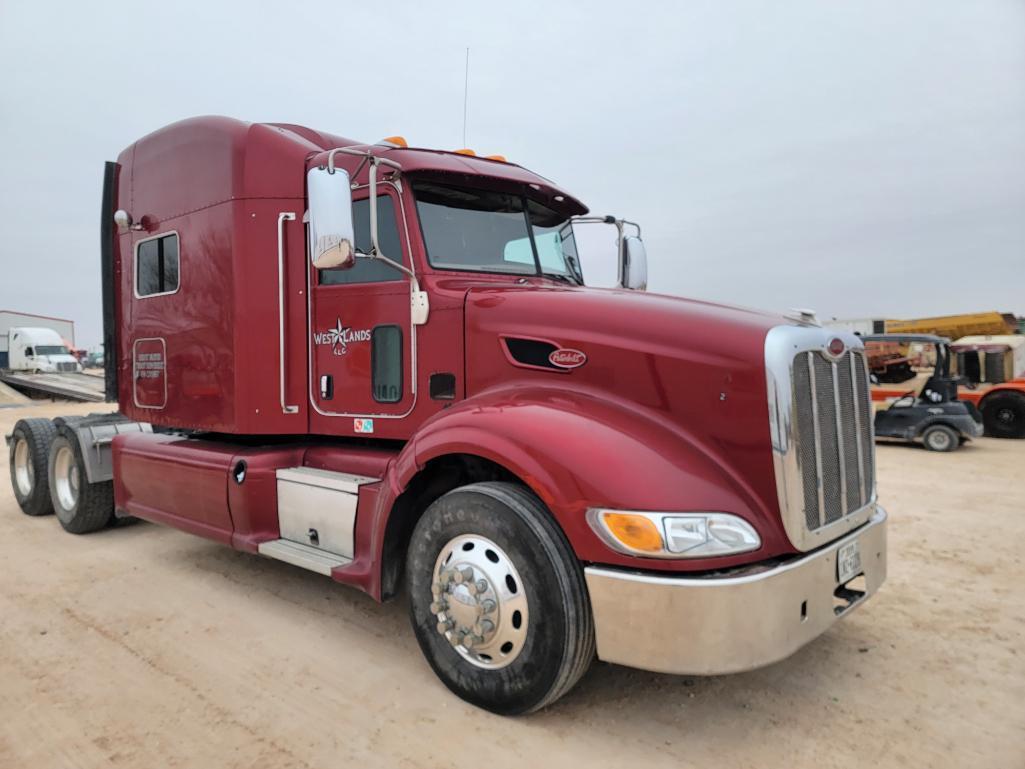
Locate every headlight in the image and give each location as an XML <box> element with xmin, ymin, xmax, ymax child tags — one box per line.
<box><xmin>587</xmin><ymin>510</ymin><xmax>761</xmax><ymax>559</ymax></box>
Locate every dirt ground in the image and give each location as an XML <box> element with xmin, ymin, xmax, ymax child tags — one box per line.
<box><xmin>1</xmin><ymin>401</ymin><xmax>1022</xmax><ymax>769</ymax></box>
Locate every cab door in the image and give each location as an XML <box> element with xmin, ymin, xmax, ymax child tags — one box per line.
<box><xmin>308</xmin><ymin>185</ymin><xmax>415</xmax><ymax>437</ymax></box>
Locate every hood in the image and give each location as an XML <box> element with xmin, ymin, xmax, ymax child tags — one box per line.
<box><xmin>464</xmin><ymin>286</ymin><xmax>790</xmax><ymax>522</ymax></box>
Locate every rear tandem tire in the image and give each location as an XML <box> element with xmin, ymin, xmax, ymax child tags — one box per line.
<box><xmin>406</xmin><ymin>482</ymin><xmax>595</xmax><ymax>715</ymax></box>
<box><xmin>981</xmin><ymin>392</ymin><xmax>1025</xmax><ymax>439</ymax></box>
<box><xmin>47</xmin><ymin>435</ymin><xmax>115</xmax><ymax>534</ymax></box>
<box><xmin>9</xmin><ymin>418</ymin><xmax>58</xmax><ymax>516</ymax></box>
<box><xmin>922</xmin><ymin>424</ymin><xmax>959</xmax><ymax>452</ymax></box>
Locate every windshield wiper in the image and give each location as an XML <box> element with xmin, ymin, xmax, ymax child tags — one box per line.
<box><xmin>541</xmin><ymin>271</ymin><xmax>581</xmax><ymax>286</ymax></box>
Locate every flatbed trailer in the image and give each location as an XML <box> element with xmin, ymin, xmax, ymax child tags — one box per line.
<box><xmin>0</xmin><ymin>371</ymin><xmax>105</xmax><ymax>403</ymax></box>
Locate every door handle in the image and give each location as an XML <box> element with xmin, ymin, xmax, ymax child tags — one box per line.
<box><xmin>278</xmin><ymin>212</ymin><xmax>299</xmax><ymax>414</ymax></box>
<box><xmin>320</xmin><ymin>374</ymin><xmax>333</xmax><ymax>400</ymax></box>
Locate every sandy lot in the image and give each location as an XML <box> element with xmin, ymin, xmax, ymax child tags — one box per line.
<box><xmin>1</xmin><ymin>401</ymin><xmax>1023</xmax><ymax>768</ymax></box>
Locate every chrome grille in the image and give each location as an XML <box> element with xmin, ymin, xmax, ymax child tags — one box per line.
<box><xmin>57</xmin><ymin>362</ymin><xmax>77</xmax><ymax>372</ymax></box>
<box><xmin>766</xmin><ymin>326</ymin><xmax>877</xmax><ymax>551</ymax></box>
<box><xmin>791</xmin><ymin>349</ymin><xmax>873</xmax><ymax>531</ymax></box>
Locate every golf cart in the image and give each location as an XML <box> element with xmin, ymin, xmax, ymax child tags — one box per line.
<box><xmin>862</xmin><ymin>334</ymin><xmax>984</xmax><ymax>452</ymax></box>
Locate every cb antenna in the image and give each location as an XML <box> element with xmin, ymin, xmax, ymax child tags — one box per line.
<box><xmin>462</xmin><ymin>47</ymin><xmax>470</xmax><ymax>147</ymax></box>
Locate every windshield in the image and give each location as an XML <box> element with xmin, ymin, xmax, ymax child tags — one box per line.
<box><xmin>413</xmin><ymin>182</ymin><xmax>582</xmax><ymax>282</ymax></box>
<box><xmin>35</xmin><ymin>345</ymin><xmax>69</xmax><ymax>356</ymax></box>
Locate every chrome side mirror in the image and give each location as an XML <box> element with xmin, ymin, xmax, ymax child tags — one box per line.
<box><xmin>307</xmin><ymin>166</ymin><xmax>356</xmax><ymax>270</ymax></box>
<box><xmin>623</xmin><ymin>236</ymin><xmax>647</xmax><ymax>291</ymax></box>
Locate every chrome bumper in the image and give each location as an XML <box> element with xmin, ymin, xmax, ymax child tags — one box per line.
<box><xmin>584</xmin><ymin>507</ymin><xmax>887</xmax><ymax>675</ymax></box>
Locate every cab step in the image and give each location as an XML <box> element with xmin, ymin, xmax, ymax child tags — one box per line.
<box><xmin>257</xmin><ymin>538</ymin><xmax>352</xmax><ymax>576</ymax></box>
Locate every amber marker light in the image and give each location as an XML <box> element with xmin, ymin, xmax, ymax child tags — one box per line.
<box><xmin>597</xmin><ymin>512</ymin><xmax>664</xmax><ymax>553</ymax></box>
<box><xmin>454</xmin><ymin>148</ymin><xmax>477</xmax><ymax>156</ymax></box>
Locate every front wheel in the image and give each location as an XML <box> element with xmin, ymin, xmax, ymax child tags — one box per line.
<box><xmin>406</xmin><ymin>482</ymin><xmax>594</xmax><ymax>715</ymax></box>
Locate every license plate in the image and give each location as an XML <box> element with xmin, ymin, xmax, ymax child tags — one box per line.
<box><xmin>837</xmin><ymin>540</ymin><xmax>862</xmax><ymax>584</ymax></box>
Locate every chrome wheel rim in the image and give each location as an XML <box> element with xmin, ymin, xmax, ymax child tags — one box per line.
<box><xmin>928</xmin><ymin>431</ymin><xmax>951</xmax><ymax>450</ymax></box>
<box><xmin>53</xmin><ymin>445</ymin><xmax>79</xmax><ymax>511</ymax></box>
<box><xmin>13</xmin><ymin>438</ymin><xmax>33</xmax><ymax>497</ymax></box>
<box><xmin>430</xmin><ymin>534</ymin><xmax>529</xmax><ymax>670</ymax></box>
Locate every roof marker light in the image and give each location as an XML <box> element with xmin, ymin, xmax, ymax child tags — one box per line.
<box><xmin>485</xmin><ymin>154</ymin><xmax>507</xmax><ymax>162</ymax></box>
<box><xmin>377</xmin><ymin>136</ymin><xmax>408</xmax><ymax>148</ymax></box>
<box><xmin>454</xmin><ymin>148</ymin><xmax>477</xmax><ymax>156</ymax></box>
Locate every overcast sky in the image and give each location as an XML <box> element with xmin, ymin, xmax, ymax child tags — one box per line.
<box><xmin>2</xmin><ymin>0</ymin><xmax>1023</xmax><ymax>348</ymax></box>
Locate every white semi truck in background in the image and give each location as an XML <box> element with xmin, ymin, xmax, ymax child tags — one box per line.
<box><xmin>0</xmin><ymin>312</ymin><xmax>101</xmax><ymax>402</ymax></box>
<box><xmin>3</xmin><ymin>327</ymin><xmax>82</xmax><ymax>374</ymax></box>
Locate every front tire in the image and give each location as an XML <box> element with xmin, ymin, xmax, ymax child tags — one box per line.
<box><xmin>47</xmin><ymin>435</ymin><xmax>114</xmax><ymax>534</ymax></box>
<box><xmin>981</xmin><ymin>392</ymin><xmax>1025</xmax><ymax>439</ymax></box>
<box><xmin>406</xmin><ymin>482</ymin><xmax>594</xmax><ymax>715</ymax></box>
<box><xmin>9</xmin><ymin>418</ymin><xmax>57</xmax><ymax>516</ymax></box>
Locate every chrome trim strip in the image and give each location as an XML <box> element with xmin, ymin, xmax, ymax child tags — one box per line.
<box><xmin>832</xmin><ymin>360</ymin><xmax>848</xmax><ymax>516</ymax></box>
<box><xmin>807</xmin><ymin>351</ymin><xmax>826</xmax><ymax>528</ymax></box>
<box><xmin>851</xmin><ymin>352</ymin><xmax>866</xmax><ymax>502</ymax></box>
<box><xmin>277</xmin><ymin>212</ymin><xmax>300</xmax><ymax>415</ymax></box>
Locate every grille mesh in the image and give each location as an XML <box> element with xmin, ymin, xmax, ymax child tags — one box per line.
<box><xmin>792</xmin><ymin>349</ymin><xmax>874</xmax><ymax>531</ymax></box>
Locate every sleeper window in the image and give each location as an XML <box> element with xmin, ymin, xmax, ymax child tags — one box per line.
<box><xmin>136</xmin><ymin>233</ymin><xmax>180</xmax><ymax>297</ymax></box>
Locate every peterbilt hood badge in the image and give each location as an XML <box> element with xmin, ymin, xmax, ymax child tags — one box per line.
<box><xmin>549</xmin><ymin>348</ymin><xmax>587</xmax><ymax>369</ymax></box>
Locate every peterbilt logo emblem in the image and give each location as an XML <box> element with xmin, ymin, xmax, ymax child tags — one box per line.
<box><xmin>825</xmin><ymin>337</ymin><xmax>846</xmax><ymax>359</ymax></box>
<box><xmin>549</xmin><ymin>348</ymin><xmax>587</xmax><ymax>369</ymax></box>
<box><xmin>314</xmin><ymin>317</ymin><xmax>371</xmax><ymax>356</ymax></box>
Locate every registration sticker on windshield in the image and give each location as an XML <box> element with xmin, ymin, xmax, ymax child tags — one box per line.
<box><xmin>354</xmin><ymin>418</ymin><xmax>374</xmax><ymax>434</ymax></box>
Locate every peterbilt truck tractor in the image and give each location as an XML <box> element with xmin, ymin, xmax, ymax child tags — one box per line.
<box><xmin>7</xmin><ymin>117</ymin><xmax>886</xmax><ymax>714</ymax></box>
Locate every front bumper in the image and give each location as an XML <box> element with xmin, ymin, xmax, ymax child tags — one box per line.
<box><xmin>584</xmin><ymin>507</ymin><xmax>887</xmax><ymax>675</ymax></box>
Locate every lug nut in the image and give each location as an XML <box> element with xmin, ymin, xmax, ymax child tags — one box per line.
<box><xmin>476</xmin><ymin>579</ymin><xmax>489</xmax><ymax>594</ymax></box>
<box><xmin>474</xmin><ymin>619</ymin><xmax>495</xmax><ymax>637</ymax></box>
<box><xmin>440</xmin><ymin>570</ymin><xmax>453</xmax><ymax>585</ymax></box>
<box><xmin>449</xmin><ymin>632</ymin><xmax>465</xmax><ymax>648</ymax></box>
<box><xmin>462</xmin><ymin>634</ymin><xmax>476</xmax><ymax>649</ymax></box>
<box><xmin>431</xmin><ymin>582</ymin><xmax>443</xmax><ymax>597</ymax></box>
<box><xmin>481</xmin><ymin>599</ymin><xmax>497</xmax><ymax>614</ymax></box>
<box><xmin>429</xmin><ymin>600</ymin><xmax>446</xmax><ymax>614</ymax></box>
<box><xmin>436</xmin><ymin>619</ymin><xmax>453</xmax><ymax>634</ymax></box>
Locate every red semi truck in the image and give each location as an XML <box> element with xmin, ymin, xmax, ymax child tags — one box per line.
<box><xmin>7</xmin><ymin>117</ymin><xmax>886</xmax><ymax>714</ymax></box>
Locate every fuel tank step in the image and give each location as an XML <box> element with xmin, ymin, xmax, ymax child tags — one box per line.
<box><xmin>257</xmin><ymin>538</ymin><xmax>352</xmax><ymax>576</ymax></box>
